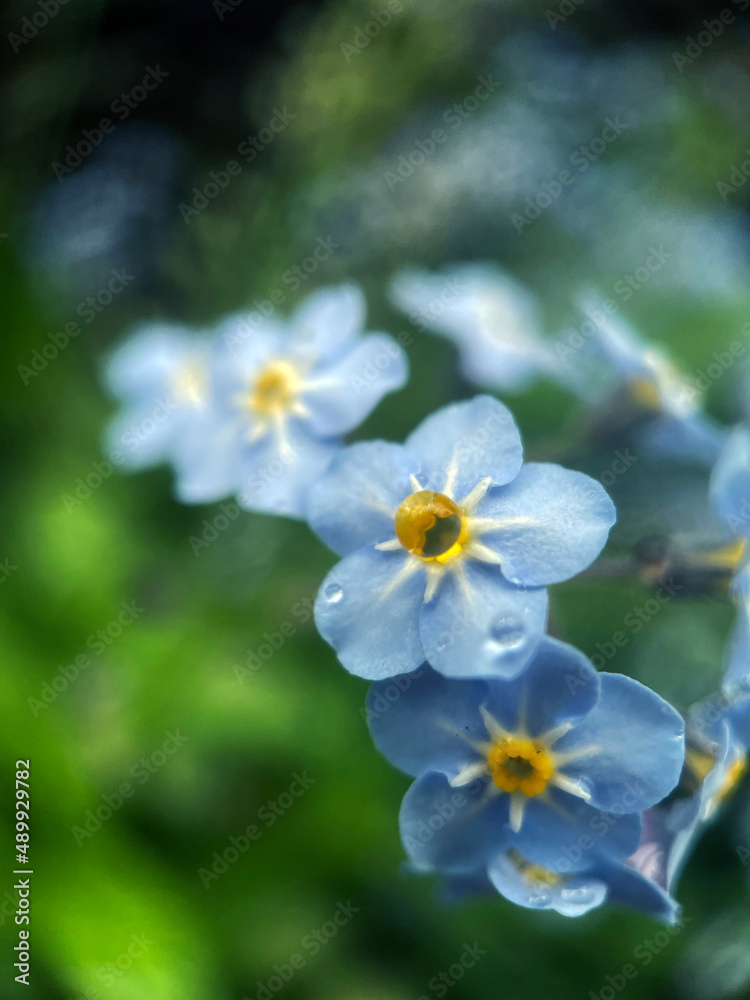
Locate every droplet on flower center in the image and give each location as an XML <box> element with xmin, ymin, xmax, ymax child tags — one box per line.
<box><xmin>486</xmin><ymin>736</ymin><xmax>554</xmax><ymax>798</ymax></box>
<box><xmin>249</xmin><ymin>362</ymin><xmax>297</xmax><ymax>415</ymax></box>
<box><xmin>394</xmin><ymin>491</ymin><xmax>463</xmax><ymax>559</ymax></box>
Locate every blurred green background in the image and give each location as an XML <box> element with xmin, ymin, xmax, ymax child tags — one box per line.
<box><xmin>3</xmin><ymin>0</ymin><xmax>750</xmax><ymax>997</ymax></box>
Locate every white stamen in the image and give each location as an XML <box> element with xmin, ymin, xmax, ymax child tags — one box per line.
<box><xmin>460</xmin><ymin>477</ymin><xmax>492</xmax><ymax>513</ymax></box>
<box><xmin>375</xmin><ymin>538</ymin><xmax>402</xmax><ymax>552</ymax></box>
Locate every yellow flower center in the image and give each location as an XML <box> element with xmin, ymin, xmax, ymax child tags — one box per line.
<box><xmin>486</xmin><ymin>735</ymin><xmax>554</xmax><ymax>797</ymax></box>
<box><xmin>247</xmin><ymin>362</ymin><xmax>299</xmax><ymax>416</ymax></box>
<box><xmin>394</xmin><ymin>491</ymin><xmax>467</xmax><ymax>561</ymax></box>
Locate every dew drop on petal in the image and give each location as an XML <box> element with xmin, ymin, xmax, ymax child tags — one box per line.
<box><xmin>560</xmin><ymin>886</ymin><xmax>595</xmax><ymax>905</ymax></box>
<box><xmin>488</xmin><ymin>615</ymin><xmax>525</xmax><ymax>650</ymax></box>
<box><xmin>325</xmin><ymin>583</ymin><xmax>343</xmax><ymax>603</ymax></box>
<box><xmin>528</xmin><ymin>891</ymin><xmax>552</xmax><ymax>907</ymax></box>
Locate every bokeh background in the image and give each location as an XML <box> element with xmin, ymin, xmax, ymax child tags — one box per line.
<box><xmin>3</xmin><ymin>0</ymin><xmax>750</xmax><ymax>997</ymax></box>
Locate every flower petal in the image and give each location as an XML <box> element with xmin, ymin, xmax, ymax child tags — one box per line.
<box><xmin>487</xmin><ymin>852</ymin><xmax>608</xmax><ymax>917</ymax></box>
<box><xmin>507</xmin><ymin>788</ymin><xmax>642</xmax><ymax>870</ymax></box>
<box><xmin>591</xmin><ymin>855</ymin><xmax>679</xmax><ymax>924</ymax></box>
<box><xmin>289</xmin><ymin>283</ymin><xmax>365</xmax><ymax>355</ymax></box>
<box><xmin>314</xmin><ymin>547</ymin><xmax>426</xmax><ymax>679</ymax></box>
<box><xmin>302</xmin><ymin>334</ymin><xmax>408</xmax><ymax>436</ymax></box>
<box><xmin>405</xmin><ymin>396</ymin><xmax>523</xmax><ymax>496</ymax></box>
<box><xmin>104</xmin><ymin>325</ymin><xmax>198</xmax><ymax>399</ymax></box>
<box><xmin>554</xmin><ymin>674</ymin><xmax>685</xmax><ymax>813</ymax></box>
<box><xmin>171</xmin><ymin>410</ymin><xmax>244</xmax><ymax>504</ymax></box>
<box><xmin>482</xmin><ymin>637</ymin><xmax>600</xmax><ymax>739</ymax></box>
<box><xmin>399</xmin><ymin>771</ymin><xmax>508</xmax><ymax>874</ymax></box>
<box><xmin>419</xmin><ymin>560</ymin><xmax>548</xmax><ymax>680</ymax></box>
<box><xmin>307</xmin><ymin>441</ymin><xmax>418</xmax><ymax>556</ymax></box>
<box><xmin>477</xmin><ymin>462</ymin><xmax>615</xmax><ymax>586</ymax></box>
<box><xmin>710</xmin><ymin>425</ymin><xmax>750</xmax><ymax>535</ymax></box>
<box><xmin>367</xmin><ymin>666</ymin><xmax>489</xmax><ymax>779</ymax></box>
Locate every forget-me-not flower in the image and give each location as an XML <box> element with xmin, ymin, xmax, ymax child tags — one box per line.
<box><xmin>309</xmin><ymin>396</ymin><xmax>615</xmax><ymax>680</ymax></box>
<box><xmin>561</xmin><ymin>295</ymin><xmax>724</xmax><ymax>466</ymax></box>
<box><xmin>105</xmin><ymin>285</ymin><xmax>408</xmax><ymax>518</ymax></box>
<box><xmin>631</xmin><ymin>690</ymin><xmax>750</xmax><ymax>895</ymax></box>
<box><xmin>389</xmin><ymin>264</ymin><xmax>555</xmax><ymax>392</ymax></box>
<box><xmin>366</xmin><ymin>640</ymin><xmax>684</xmax><ymax>909</ymax></box>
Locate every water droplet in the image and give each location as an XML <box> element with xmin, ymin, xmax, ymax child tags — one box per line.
<box><xmin>436</xmin><ymin>634</ymin><xmax>449</xmax><ymax>652</ymax></box>
<box><xmin>325</xmin><ymin>583</ymin><xmax>343</xmax><ymax>603</ymax></box>
<box><xmin>560</xmin><ymin>886</ymin><xmax>594</xmax><ymax>904</ymax></box>
<box><xmin>488</xmin><ymin>616</ymin><xmax>524</xmax><ymax>649</ymax></box>
<box><xmin>528</xmin><ymin>891</ymin><xmax>552</xmax><ymax>907</ymax></box>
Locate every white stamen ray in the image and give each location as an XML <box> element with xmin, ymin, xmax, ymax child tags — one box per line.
<box><xmin>465</xmin><ymin>540</ymin><xmax>502</xmax><ymax>566</ymax></box>
<box><xmin>552</xmin><ymin>744</ymin><xmax>601</xmax><ymax>767</ymax></box>
<box><xmin>539</xmin><ymin>722</ymin><xmax>573</xmax><ymax>747</ymax></box>
<box><xmin>375</xmin><ymin>538</ymin><xmax>402</xmax><ymax>552</ymax></box>
<box><xmin>460</xmin><ymin>477</ymin><xmax>492</xmax><ymax>513</ymax></box>
<box><xmin>551</xmin><ymin>773</ymin><xmax>592</xmax><ymax>801</ymax></box>
<box><xmin>377</xmin><ymin>556</ymin><xmax>421</xmax><ymax>605</ymax></box>
<box><xmin>509</xmin><ymin>794</ymin><xmax>527</xmax><ymax>832</ymax></box>
<box><xmin>449</xmin><ymin>761</ymin><xmax>489</xmax><ymax>787</ymax></box>
<box><xmin>409</xmin><ymin>473</ymin><xmax>422</xmax><ymax>493</ymax></box>
<box><xmin>364</xmin><ymin>499</ymin><xmax>398</xmax><ymax>517</ymax></box>
<box><xmin>423</xmin><ymin>565</ymin><xmax>445</xmax><ymax>604</ymax></box>
<box><xmin>290</xmin><ymin>401</ymin><xmax>311</xmax><ymax>420</ymax></box>
<box><xmin>479</xmin><ymin>705</ymin><xmax>509</xmax><ymax>743</ymax></box>
<box><xmin>443</xmin><ymin>452</ymin><xmax>460</xmax><ymax>497</ymax></box>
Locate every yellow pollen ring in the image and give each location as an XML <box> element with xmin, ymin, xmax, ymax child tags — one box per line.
<box><xmin>486</xmin><ymin>736</ymin><xmax>554</xmax><ymax>797</ymax></box>
<box><xmin>394</xmin><ymin>490</ymin><xmax>468</xmax><ymax>561</ymax></box>
<box><xmin>247</xmin><ymin>362</ymin><xmax>299</xmax><ymax>416</ymax></box>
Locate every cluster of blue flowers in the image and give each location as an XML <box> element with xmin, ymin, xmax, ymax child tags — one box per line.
<box><xmin>104</xmin><ymin>268</ymin><xmax>750</xmax><ymax>923</ymax></box>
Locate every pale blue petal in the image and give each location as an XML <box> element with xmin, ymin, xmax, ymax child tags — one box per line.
<box><xmin>419</xmin><ymin>560</ymin><xmax>547</xmax><ymax>680</ymax></box>
<box><xmin>405</xmin><ymin>396</ymin><xmax>523</xmax><ymax>496</ymax></box>
<box><xmin>306</xmin><ymin>442</ymin><xmax>418</xmax><ymax>556</ymax></box>
<box><xmin>399</xmin><ymin>771</ymin><xmax>508</xmax><ymax>874</ymax></box>
<box><xmin>554</xmin><ymin>674</ymin><xmax>685</xmax><ymax>813</ymax></box>
<box><xmin>235</xmin><ymin>423</ymin><xmax>339</xmax><ymax>518</ymax></box>
<box><xmin>314</xmin><ymin>547</ymin><xmax>426</xmax><ymax>679</ymax></box>
<box><xmin>641</xmin><ymin>414</ymin><xmax>725</xmax><ymax>467</ymax></box>
<box><xmin>710</xmin><ymin>425</ymin><xmax>750</xmax><ymax>535</ymax></box>
<box><xmin>105</xmin><ymin>401</ymin><xmax>189</xmax><ymax>470</ymax></box>
<box><xmin>487</xmin><ymin>852</ymin><xmax>607</xmax><ymax>917</ymax></box>
<box><xmin>507</xmin><ymin>789</ymin><xmax>642</xmax><ymax>870</ymax></box>
<box><xmin>211</xmin><ymin>314</ymin><xmax>285</xmax><ymax>372</ymax></box>
<box><xmin>171</xmin><ymin>410</ymin><xmax>244</xmax><ymax>504</ymax></box>
<box><xmin>482</xmin><ymin>637</ymin><xmax>600</xmax><ymax>737</ymax></box>
<box><xmin>104</xmin><ymin>325</ymin><xmax>198</xmax><ymax>400</ymax></box>
<box><xmin>367</xmin><ymin>667</ymin><xmax>489</xmax><ymax>779</ymax></box>
<box><xmin>289</xmin><ymin>283</ymin><xmax>365</xmax><ymax>356</ymax></box>
<box><xmin>302</xmin><ymin>334</ymin><xmax>408</xmax><ymax>436</ymax></box>
<box><xmin>477</xmin><ymin>463</ymin><xmax>615</xmax><ymax>586</ymax></box>
<box><xmin>390</xmin><ymin>265</ymin><xmax>551</xmax><ymax>392</ymax></box>
<box><xmin>725</xmin><ymin>564</ymin><xmax>750</xmax><ymax>690</ymax></box>
<box><xmin>587</xmin><ymin>856</ymin><xmax>679</xmax><ymax>924</ymax></box>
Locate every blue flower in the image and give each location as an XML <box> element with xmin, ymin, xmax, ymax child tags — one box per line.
<box><xmin>632</xmin><ymin>690</ymin><xmax>750</xmax><ymax>895</ymax></box>
<box><xmin>390</xmin><ymin>264</ymin><xmax>555</xmax><ymax>392</ymax></box>
<box><xmin>104</xmin><ymin>323</ymin><xmax>213</xmax><ymax>470</ymax></box>
<box><xmin>310</xmin><ymin>396</ymin><xmax>615</xmax><ymax>680</ymax></box>
<box><xmin>106</xmin><ymin>285</ymin><xmax>408</xmax><ymax>518</ymax></box>
<box><xmin>562</xmin><ymin>295</ymin><xmax>724</xmax><ymax>466</ymax></box>
<box><xmin>366</xmin><ymin>640</ymin><xmax>685</xmax><ymax>917</ymax></box>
